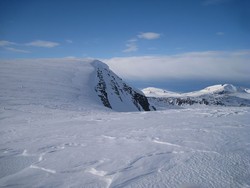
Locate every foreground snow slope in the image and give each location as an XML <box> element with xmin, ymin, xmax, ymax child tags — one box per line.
<box><xmin>0</xmin><ymin>105</ymin><xmax>250</xmax><ymax>188</ymax></box>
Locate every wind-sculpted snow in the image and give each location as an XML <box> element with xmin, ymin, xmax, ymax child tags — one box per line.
<box><xmin>0</xmin><ymin>106</ymin><xmax>250</xmax><ymax>187</ymax></box>
<box><xmin>0</xmin><ymin>59</ymin><xmax>105</xmax><ymax>111</ymax></box>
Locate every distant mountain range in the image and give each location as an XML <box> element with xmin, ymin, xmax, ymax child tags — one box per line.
<box><xmin>142</xmin><ymin>84</ymin><xmax>250</xmax><ymax>109</ymax></box>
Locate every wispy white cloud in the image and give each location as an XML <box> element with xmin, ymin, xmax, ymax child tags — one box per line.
<box><xmin>216</xmin><ymin>32</ymin><xmax>224</xmax><ymax>36</ymax></box>
<box><xmin>123</xmin><ymin>42</ymin><xmax>138</xmax><ymax>53</ymax></box>
<box><xmin>104</xmin><ymin>50</ymin><xmax>250</xmax><ymax>82</ymax></box>
<box><xmin>0</xmin><ymin>40</ymin><xmax>29</xmax><ymax>53</ymax></box>
<box><xmin>127</xmin><ymin>38</ymin><xmax>138</xmax><ymax>43</ymax></box>
<box><xmin>138</xmin><ymin>32</ymin><xmax>161</xmax><ymax>40</ymax></box>
<box><xmin>123</xmin><ymin>32</ymin><xmax>161</xmax><ymax>53</ymax></box>
<box><xmin>0</xmin><ymin>40</ymin><xmax>16</xmax><ymax>47</ymax></box>
<box><xmin>26</xmin><ymin>40</ymin><xmax>59</xmax><ymax>48</ymax></box>
<box><xmin>5</xmin><ymin>47</ymin><xmax>30</xmax><ymax>53</ymax></box>
<box><xmin>175</xmin><ymin>47</ymin><xmax>184</xmax><ymax>50</ymax></box>
<box><xmin>65</xmin><ymin>39</ymin><xmax>73</xmax><ymax>43</ymax></box>
<box><xmin>148</xmin><ymin>47</ymin><xmax>157</xmax><ymax>50</ymax></box>
<box><xmin>0</xmin><ymin>57</ymin><xmax>89</xmax><ymax>65</ymax></box>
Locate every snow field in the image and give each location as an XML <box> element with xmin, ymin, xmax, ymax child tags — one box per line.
<box><xmin>1</xmin><ymin>59</ymin><xmax>250</xmax><ymax>187</ymax></box>
<box><xmin>1</xmin><ymin>106</ymin><xmax>250</xmax><ymax>187</ymax></box>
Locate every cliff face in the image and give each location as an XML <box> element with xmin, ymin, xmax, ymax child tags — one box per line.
<box><xmin>93</xmin><ymin>61</ymin><xmax>151</xmax><ymax>112</ymax></box>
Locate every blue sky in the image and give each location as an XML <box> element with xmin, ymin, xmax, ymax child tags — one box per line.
<box><xmin>0</xmin><ymin>0</ymin><xmax>250</xmax><ymax>91</ymax></box>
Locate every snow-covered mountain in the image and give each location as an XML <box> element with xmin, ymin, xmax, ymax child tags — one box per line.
<box><xmin>0</xmin><ymin>59</ymin><xmax>150</xmax><ymax>112</ymax></box>
<box><xmin>185</xmin><ymin>84</ymin><xmax>247</xmax><ymax>96</ymax></box>
<box><xmin>143</xmin><ymin>84</ymin><xmax>250</xmax><ymax>109</ymax></box>
<box><xmin>1</xmin><ymin>59</ymin><xmax>250</xmax><ymax>188</ymax></box>
<box><xmin>142</xmin><ymin>87</ymin><xmax>182</xmax><ymax>98</ymax></box>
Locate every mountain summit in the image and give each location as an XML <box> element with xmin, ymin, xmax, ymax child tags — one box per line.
<box><xmin>0</xmin><ymin>59</ymin><xmax>151</xmax><ymax>112</ymax></box>
<box><xmin>198</xmin><ymin>84</ymin><xmax>246</xmax><ymax>95</ymax></box>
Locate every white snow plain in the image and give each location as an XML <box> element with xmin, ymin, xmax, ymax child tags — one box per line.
<box><xmin>1</xmin><ymin>59</ymin><xmax>250</xmax><ymax>187</ymax></box>
<box><xmin>1</xmin><ymin>106</ymin><xmax>250</xmax><ymax>188</ymax></box>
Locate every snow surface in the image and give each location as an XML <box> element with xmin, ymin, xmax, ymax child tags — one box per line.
<box><xmin>0</xmin><ymin>58</ymin><xmax>105</xmax><ymax>112</ymax></box>
<box><xmin>1</xmin><ymin>106</ymin><xmax>250</xmax><ymax>187</ymax></box>
<box><xmin>1</xmin><ymin>60</ymin><xmax>250</xmax><ymax>187</ymax></box>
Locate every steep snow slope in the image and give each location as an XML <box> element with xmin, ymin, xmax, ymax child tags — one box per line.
<box><xmin>93</xmin><ymin>61</ymin><xmax>151</xmax><ymax>112</ymax></box>
<box><xmin>143</xmin><ymin>84</ymin><xmax>250</xmax><ymax>108</ymax></box>
<box><xmin>0</xmin><ymin>59</ymin><xmax>150</xmax><ymax>112</ymax></box>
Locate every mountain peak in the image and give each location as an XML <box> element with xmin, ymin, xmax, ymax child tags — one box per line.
<box><xmin>142</xmin><ymin>87</ymin><xmax>180</xmax><ymax>97</ymax></box>
<box><xmin>201</xmin><ymin>84</ymin><xmax>246</xmax><ymax>94</ymax></box>
<box><xmin>0</xmin><ymin>59</ymin><xmax>151</xmax><ymax>112</ymax></box>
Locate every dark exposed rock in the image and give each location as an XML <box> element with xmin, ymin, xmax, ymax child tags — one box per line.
<box><xmin>123</xmin><ymin>83</ymin><xmax>150</xmax><ymax>111</ymax></box>
<box><xmin>94</xmin><ymin>66</ymin><xmax>151</xmax><ymax>111</ymax></box>
<box><xmin>147</xmin><ymin>95</ymin><xmax>250</xmax><ymax>107</ymax></box>
<box><xmin>95</xmin><ymin>69</ymin><xmax>112</xmax><ymax>109</ymax></box>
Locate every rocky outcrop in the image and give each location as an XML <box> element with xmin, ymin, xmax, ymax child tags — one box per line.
<box><xmin>93</xmin><ymin>61</ymin><xmax>151</xmax><ymax>112</ymax></box>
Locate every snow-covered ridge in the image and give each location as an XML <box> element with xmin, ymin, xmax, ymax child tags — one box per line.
<box><xmin>186</xmin><ymin>84</ymin><xmax>247</xmax><ymax>96</ymax></box>
<box><xmin>142</xmin><ymin>84</ymin><xmax>250</xmax><ymax>108</ymax></box>
<box><xmin>0</xmin><ymin>59</ymin><xmax>151</xmax><ymax>112</ymax></box>
<box><xmin>142</xmin><ymin>87</ymin><xmax>181</xmax><ymax>98</ymax></box>
<box><xmin>143</xmin><ymin>84</ymin><xmax>248</xmax><ymax>98</ymax></box>
<box><xmin>202</xmin><ymin>84</ymin><xmax>239</xmax><ymax>93</ymax></box>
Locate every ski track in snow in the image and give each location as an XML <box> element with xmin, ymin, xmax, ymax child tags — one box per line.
<box><xmin>30</xmin><ymin>165</ymin><xmax>56</xmax><ymax>174</ymax></box>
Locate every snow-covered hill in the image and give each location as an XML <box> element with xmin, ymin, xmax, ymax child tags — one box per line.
<box><xmin>143</xmin><ymin>84</ymin><xmax>250</xmax><ymax>109</ymax></box>
<box><xmin>185</xmin><ymin>84</ymin><xmax>247</xmax><ymax>97</ymax></box>
<box><xmin>1</xmin><ymin>59</ymin><xmax>250</xmax><ymax>187</ymax></box>
<box><xmin>0</xmin><ymin>59</ymin><xmax>150</xmax><ymax>112</ymax></box>
<box><xmin>1</xmin><ymin>105</ymin><xmax>250</xmax><ymax>188</ymax></box>
<box><xmin>142</xmin><ymin>87</ymin><xmax>181</xmax><ymax>98</ymax></box>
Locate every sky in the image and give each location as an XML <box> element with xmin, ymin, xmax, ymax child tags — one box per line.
<box><xmin>0</xmin><ymin>0</ymin><xmax>250</xmax><ymax>91</ymax></box>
